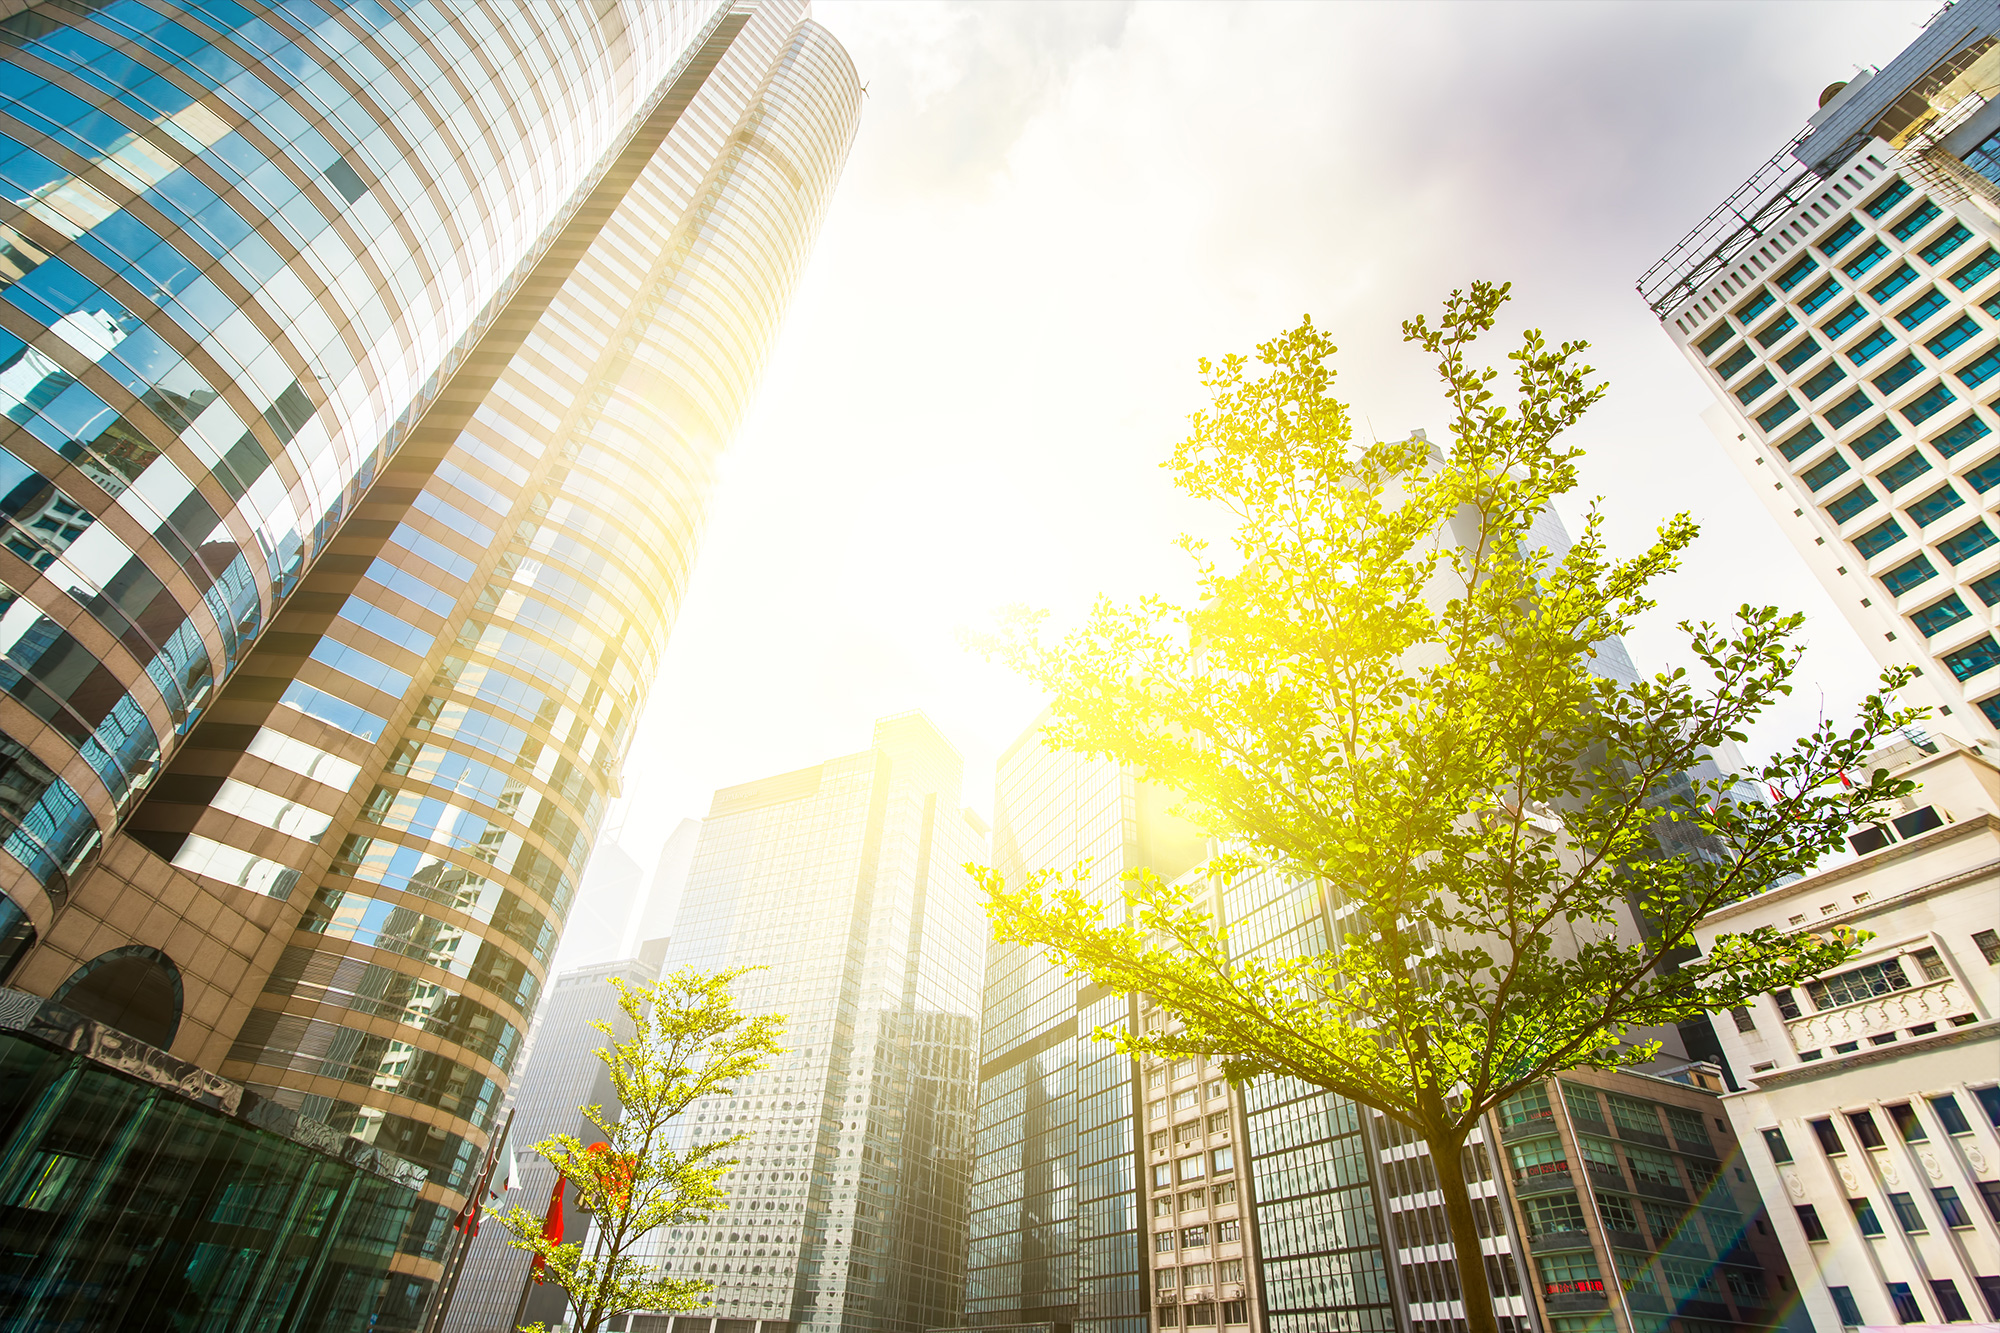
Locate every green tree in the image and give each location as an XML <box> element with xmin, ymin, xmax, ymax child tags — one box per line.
<box><xmin>970</xmin><ymin>282</ymin><xmax>1917</xmax><ymax>1333</ymax></box>
<box><xmin>498</xmin><ymin>967</ymin><xmax>784</xmax><ymax>1333</ymax></box>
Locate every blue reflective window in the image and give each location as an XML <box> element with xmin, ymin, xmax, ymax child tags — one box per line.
<box><xmin>1847</xmin><ymin>327</ymin><xmax>1898</xmax><ymax>366</ymax></box>
<box><xmin>1932</xmin><ymin>414</ymin><xmax>1991</xmax><ymax>456</ymax></box>
<box><xmin>1882</xmin><ymin>554</ymin><xmax>1938</xmax><ymax>596</ymax></box>
<box><xmin>366</xmin><ymin>559</ymin><xmax>455</xmax><ymax>618</ymax></box>
<box><xmin>1880</xmin><ymin>452</ymin><xmax>1933</xmax><ymax>492</ymax></box>
<box><xmin>1801</xmin><ymin>454</ymin><xmax>1851</xmax><ymax>491</ymax></box>
<box><xmin>338</xmin><ymin>596</ymin><xmax>431</xmax><ymax>656</ymax></box>
<box><xmin>1938</xmin><ymin>522</ymin><xmax>1997</xmax><ymax>566</ymax></box>
<box><xmin>309</xmin><ymin>637</ymin><xmax>410</xmax><ymax>698</ymax></box>
<box><xmin>1943</xmin><ymin>635</ymin><xmax>2000</xmax><ymax>681</ymax></box>
<box><xmin>1896</xmin><ymin>288</ymin><xmax>1951</xmax><ymax>330</ymax></box>
<box><xmin>1912</xmin><ymin>594</ymin><xmax>1972</xmax><ymax>638</ymax></box>
<box><xmin>1927</xmin><ymin>317</ymin><xmax>1983</xmax><ymax>357</ymax></box>
<box><xmin>1854</xmin><ymin>518</ymin><xmax>1907</xmax><ymax>558</ymax></box>
<box><xmin>1909</xmin><ymin>485</ymin><xmax>1966</xmax><ymax>527</ymax></box>
<box><xmin>1903</xmin><ymin>383</ymin><xmax>1958</xmax><ymax>425</ymax></box>
<box><xmin>1848</xmin><ymin>420</ymin><xmax>1900</xmax><ymax>459</ymax></box>
<box><xmin>1826</xmin><ymin>486</ymin><xmax>1876</xmax><ymax>524</ymax></box>
<box><xmin>1776</xmin><ymin>423</ymin><xmax>1824</xmax><ymax>461</ymax></box>
<box><xmin>1872</xmin><ymin>264</ymin><xmax>1921</xmax><ymax>303</ymax></box>
<box><xmin>1799</xmin><ymin>278</ymin><xmax>1842</xmax><ymax>315</ymax></box>
<box><xmin>1890</xmin><ymin>202</ymin><xmax>1944</xmax><ymax>243</ymax></box>
<box><xmin>280</xmin><ymin>679</ymin><xmax>385</xmax><ymax>741</ymax></box>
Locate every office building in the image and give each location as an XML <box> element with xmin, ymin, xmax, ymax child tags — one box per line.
<box><xmin>442</xmin><ymin>953</ymin><xmax>659</xmax><ymax>1333</ymax></box>
<box><xmin>1486</xmin><ymin>1065</ymin><xmax>1804</xmax><ymax>1333</ymax></box>
<box><xmin>1693</xmin><ymin>734</ymin><xmax>2000</xmax><ymax>1328</ymax></box>
<box><xmin>954</xmin><ymin>722</ymin><xmax>1205</xmax><ymax>1333</ymax></box>
<box><xmin>0</xmin><ymin>1</ymin><xmax>859</xmax><ymax>1325</ymax></box>
<box><xmin>1641</xmin><ymin>0</ymin><xmax>2000</xmax><ymax>741</ymax></box>
<box><xmin>650</xmin><ymin>713</ymin><xmax>987</xmax><ymax>1333</ymax></box>
<box><xmin>1218</xmin><ymin>867</ymin><xmax>1487</xmax><ymax>1333</ymax></box>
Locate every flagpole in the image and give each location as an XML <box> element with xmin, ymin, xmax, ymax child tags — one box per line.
<box><xmin>513</xmin><ymin>1171</ymin><xmax>566</xmax><ymax>1332</ymax></box>
<box><xmin>422</xmin><ymin>1106</ymin><xmax>516</xmax><ymax>1333</ymax></box>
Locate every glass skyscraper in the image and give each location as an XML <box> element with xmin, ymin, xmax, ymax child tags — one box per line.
<box><xmin>0</xmin><ymin>2</ymin><xmax>858</xmax><ymax>1326</ymax></box>
<box><xmin>651</xmin><ymin>713</ymin><xmax>987</xmax><ymax>1333</ymax></box>
<box><xmin>960</xmin><ymin>722</ymin><xmax>1205</xmax><ymax>1333</ymax></box>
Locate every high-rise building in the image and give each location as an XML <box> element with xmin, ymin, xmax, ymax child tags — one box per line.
<box><xmin>957</xmin><ymin>721</ymin><xmax>1205</xmax><ymax>1333</ymax></box>
<box><xmin>1641</xmin><ymin>0</ymin><xmax>2000</xmax><ymax>741</ymax></box>
<box><xmin>1692</xmin><ymin>733</ymin><xmax>2000</xmax><ymax>1329</ymax></box>
<box><xmin>443</xmin><ymin>953</ymin><xmax>660</xmax><ymax>1333</ymax></box>
<box><xmin>0</xmin><ymin>2</ymin><xmax>858</xmax><ymax>1326</ymax></box>
<box><xmin>650</xmin><ymin>713</ymin><xmax>987</xmax><ymax>1333</ymax></box>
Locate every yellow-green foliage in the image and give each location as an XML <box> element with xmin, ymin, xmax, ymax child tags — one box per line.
<box><xmin>970</xmin><ymin>282</ymin><xmax>1918</xmax><ymax>1333</ymax></box>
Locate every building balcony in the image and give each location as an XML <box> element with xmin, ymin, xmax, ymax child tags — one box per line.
<box><xmin>1501</xmin><ymin>1116</ymin><xmax>1559</xmax><ymax>1143</ymax></box>
<box><xmin>1583</xmin><ymin>1162</ymin><xmax>1628</xmax><ymax>1192</ymax></box>
<box><xmin>1528</xmin><ymin>1230</ymin><xmax>1594</xmax><ymax>1253</ymax></box>
<box><xmin>1630</xmin><ymin>1176</ymin><xmax>1688</xmax><ymax>1203</ymax></box>
<box><xmin>1676</xmin><ymin>1301</ymin><xmax>1732</xmax><ymax>1321</ymax></box>
<box><xmin>1786</xmin><ymin>977</ymin><xmax>1974</xmax><ymax>1051</ymax></box>
<box><xmin>1513</xmin><ymin>1165</ymin><xmax>1576</xmax><ymax>1196</ymax></box>
<box><xmin>1616</xmin><ymin>1127</ymin><xmax>1671</xmax><ymax>1151</ymax></box>
<box><xmin>1544</xmin><ymin>1289</ymin><xmax>1610</xmax><ymax>1314</ymax></box>
<box><xmin>1603</xmin><ymin>1229</ymin><xmax>1649</xmax><ymax>1255</ymax></box>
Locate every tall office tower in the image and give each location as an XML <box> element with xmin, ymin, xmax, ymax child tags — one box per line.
<box><xmin>1693</xmin><ymin>734</ymin><xmax>2000</xmax><ymax>1330</ymax></box>
<box><xmin>1641</xmin><ymin>0</ymin><xmax>2000</xmax><ymax>742</ymax></box>
<box><xmin>956</xmin><ymin>721</ymin><xmax>1205</xmax><ymax>1333</ymax></box>
<box><xmin>1212</xmin><ymin>870</ymin><xmax>1417</xmax><ymax>1333</ymax></box>
<box><xmin>651</xmin><ymin>714</ymin><xmax>986</xmax><ymax>1333</ymax></box>
<box><xmin>443</xmin><ymin>954</ymin><xmax>659</xmax><ymax>1333</ymax></box>
<box><xmin>0</xmin><ymin>1</ymin><xmax>858</xmax><ymax>1325</ymax></box>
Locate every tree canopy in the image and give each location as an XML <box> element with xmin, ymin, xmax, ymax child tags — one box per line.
<box><xmin>970</xmin><ymin>281</ymin><xmax>1918</xmax><ymax>1331</ymax></box>
<box><xmin>499</xmin><ymin>967</ymin><xmax>784</xmax><ymax>1333</ymax></box>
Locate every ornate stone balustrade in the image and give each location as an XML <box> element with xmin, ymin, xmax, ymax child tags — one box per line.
<box><xmin>1787</xmin><ymin>978</ymin><xmax>1972</xmax><ymax>1050</ymax></box>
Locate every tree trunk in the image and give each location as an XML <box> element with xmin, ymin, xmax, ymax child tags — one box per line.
<box><xmin>1427</xmin><ymin>1126</ymin><xmax>1501</xmax><ymax>1333</ymax></box>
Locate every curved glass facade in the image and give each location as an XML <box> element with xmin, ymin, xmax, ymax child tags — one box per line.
<box><xmin>0</xmin><ymin>0</ymin><xmax>718</xmax><ymax>927</ymax></box>
<box><xmin>0</xmin><ymin>0</ymin><xmax>860</xmax><ymax>1301</ymax></box>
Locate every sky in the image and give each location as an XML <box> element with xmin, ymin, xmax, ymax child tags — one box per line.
<box><xmin>559</xmin><ymin>0</ymin><xmax>1942</xmax><ymax>967</ymax></box>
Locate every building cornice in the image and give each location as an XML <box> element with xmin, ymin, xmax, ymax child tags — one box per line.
<box><xmin>1699</xmin><ymin>814</ymin><xmax>2000</xmax><ymax>929</ymax></box>
<box><xmin>1725</xmin><ymin>1018</ymin><xmax>1999</xmax><ymax>1094</ymax></box>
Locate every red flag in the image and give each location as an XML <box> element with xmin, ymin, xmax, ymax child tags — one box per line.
<box><xmin>530</xmin><ymin>1177</ymin><xmax>564</xmax><ymax>1282</ymax></box>
<box><xmin>1768</xmin><ymin>783</ymin><xmax>1784</xmax><ymax>803</ymax></box>
<box><xmin>452</xmin><ymin>1196</ymin><xmax>481</xmax><ymax>1237</ymax></box>
<box><xmin>1839</xmin><ymin>769</ymin><xmax>1853</xmax><ymax>789</ymax></box>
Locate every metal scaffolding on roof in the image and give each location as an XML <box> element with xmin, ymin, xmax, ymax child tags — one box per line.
<box><xmin>1636</xmin><ymin>125</ymin><xmax>1819</xmax><ymax>319</ymax></box>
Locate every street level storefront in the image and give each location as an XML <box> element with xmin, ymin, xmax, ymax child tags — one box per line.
<box><xmin>0</xmin><ymin>988</ymin><xmax>427</xmax><ymax>1331</ymax></box>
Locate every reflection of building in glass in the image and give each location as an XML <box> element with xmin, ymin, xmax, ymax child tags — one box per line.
<box><xmin>1642</xmin><ymin>1</ymin><xmax>2000</xmax><ymax>743</ymax></box>
<box><xmin>651</xmin><ymin>714</ymin><xmax>987</xmax><ymax>1333</ymax></box>
<box><xmin>1694</xmin><ymin>735</ymin><xmax>2000</xmax><ymax>1329</ymax></box>
<box><xmin>0</xmin><ymin>2</ymin><xmax>858</xmax><ymax>1326</ymax></box>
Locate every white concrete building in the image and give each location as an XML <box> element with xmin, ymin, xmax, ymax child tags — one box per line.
<box><xmin>1642</xmin><ymin>0</ymin><xmax>2000</xmax><ymax>743</ymax></box>
<box><xmin>1693</xmin><ymin>736</ymin><xmax>2000</xmax><ymax>1329</ymax></box>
